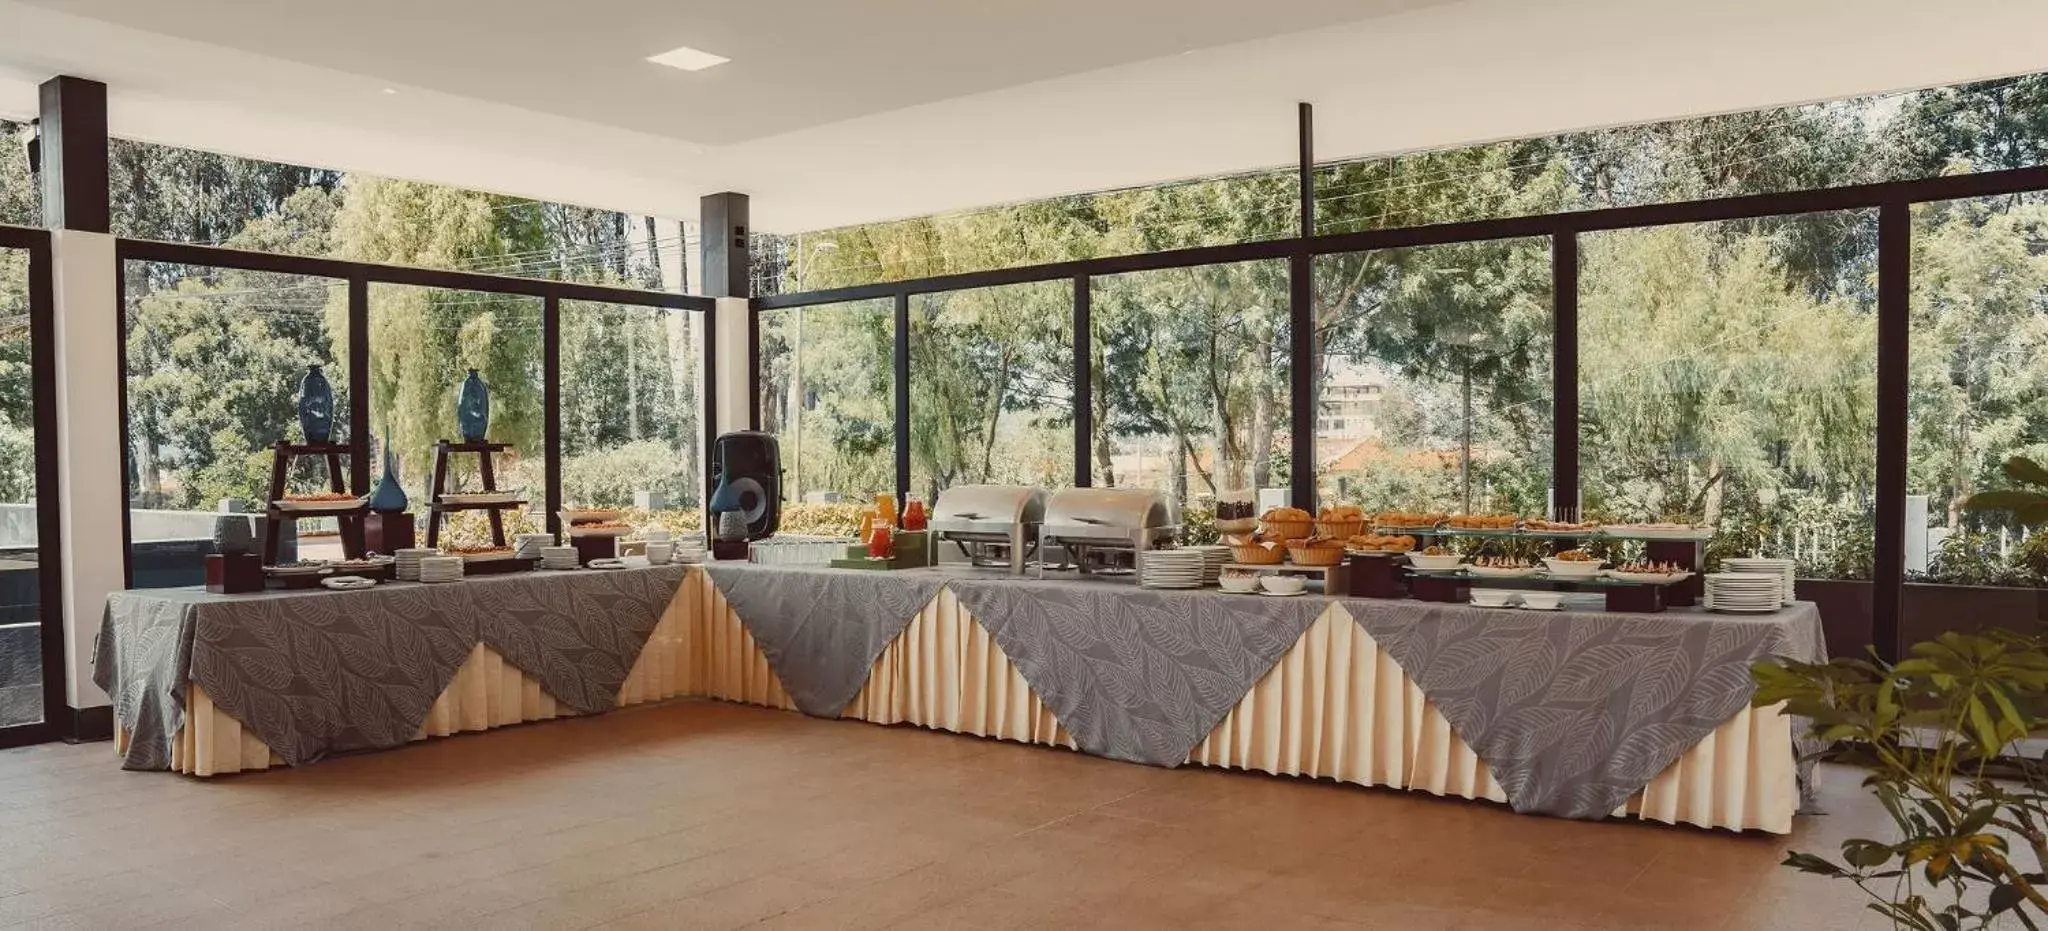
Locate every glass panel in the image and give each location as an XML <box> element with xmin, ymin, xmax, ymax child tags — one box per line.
<box><xmin>123</xmin><ymin>261</ymin><xmax>348</xmax><ymax>586</ymax></box>
<box><xmin>1908</xmin><ymin>193</ymin><xmax>2048</xmax><ymax>592</ymax></box>
<box><xmin>1313</xmin><ymin>238</ymin><xmax>1555</xmax><ymax>517</ymax></box>
<box><xmin>756</xmin><ymin>172</ymin><xmax>1298</xmax><ymax>296</ymax></box>
<box><xmin>560</xmin><ymin>301</ymin><xmax>705</xmax><ymax>536</ymax></box>
<box><xmin>756</xmin><ymin>300</ymin><xmax>893</xmax><ymax>536</ymax></box>
<box><xmin>369</xmin><ymin>285</ymin><xmax>546</xmax><ymax>547</ymax></box>
<box><xmin>0</xmin><ymin>247</ymin><xmax>39</xmax><ymax>727</ymax></box>
<box><xmin>1579</xmin><ymin>211</ymin><xmax>1879</xmax><ymax>578</ymax></box>
<box><xmin>0</xmin><ymin>121</ymin><xmax>33</xmax><ymax>227</ymax></box>
<box><xmin>108</xmin><ymin>138</ymin><xmax>691</xmax><ymax>290</ymax></box>
<box><xmin>909</xmin><ymin>282</ymin><xmax>1075</xmax><ymax>502</ymax></box>
<box><xmin>1091</xmin><ymin>260</ymin><xmax>1290</xmax><ymax>542</ymax></box>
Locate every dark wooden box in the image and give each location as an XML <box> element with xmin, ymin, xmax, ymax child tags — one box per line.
<box><xmin>205</xmin><ymin>553</ymin><xmax>264</xmax><ymax>594</ymax></box>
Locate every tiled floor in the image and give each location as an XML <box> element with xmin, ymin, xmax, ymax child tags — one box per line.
<box><xmin>0</xmin><ymin>700</ymin><xmax>1894</xmax><ymax>930</ymax></box>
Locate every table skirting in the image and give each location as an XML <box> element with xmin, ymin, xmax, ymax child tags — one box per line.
<box><xmin>128</xmin><ymin>569</ymin><xmax>1799</xmax><ymax>832</ymax></box>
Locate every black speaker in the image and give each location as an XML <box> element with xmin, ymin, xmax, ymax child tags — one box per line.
<box><xmin>707</xmin><ymin>431</ymin><xmax>781</xmax><ymax>541</ymax></box>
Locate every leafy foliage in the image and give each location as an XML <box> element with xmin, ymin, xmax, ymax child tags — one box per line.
<box><xmin>1755</xmin><ymin>632</ymin><xmax>2048</xmax><ymax>929</ymax></box>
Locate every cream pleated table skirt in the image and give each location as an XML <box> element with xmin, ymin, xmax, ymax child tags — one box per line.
<box><xmin>128</xmin><ymin>570</ymin><xmax>1798</xmax><ymax>833</ymax></box>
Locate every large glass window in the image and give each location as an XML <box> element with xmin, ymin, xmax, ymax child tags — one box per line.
<box><xmin>122</xmin><ymin>261</ymin><xmax>348</xmax><ymax>586</ymax></box>
<box><xmin>1313</xmin><ymin>239</ymin><xmax>1554</xmax><ymax>516</ymax></box>
<box><xmin>1907</xmin><ymin>193</ymin><xmax>2048</xmax><ymax>588</ymax></box>
<box><xmin>369</xmin><ymin>285</ymin><xmax>546</xmax><ymax>547</ymax></box>
<box><xmin>1579</xmin><ymin>212</ymin><xmax>1879</xmax><ymax>578</ymax></box>
<box><xmin>0</xmin><ymin>121</ymin><xmax>34</xmax><ymax>227</ymax></box>
<box><xmin>1091</xmin><ymin>261</ymin><xmax>1290</xmax><ymax>539</ymax></box>
<box><xmin>109</xmin><ymin>139</ymin><xmax>691</xmax><ymax>290</ymax></box>
<box><xmin>559</xmin><ymin>301</ymin><xmax>704</xmax><ymax>535</ymax></box>
<box><xmin>756</xmin><ymin>301</ymin><xmax>893</xmax><ymax>535</ymax></box>
<box><xmin>909</xmin><ymin>282</ymin><xmax>1074</xmax><ymax>501</ymax></box>
<box><xmin>0</xmin><ymin>245</ymin><xmax>40</xmax><ymax>729</ymax></box>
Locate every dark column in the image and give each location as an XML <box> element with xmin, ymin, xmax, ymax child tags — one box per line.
<box><xmin>1550</xmin><ymin>231</ymin><xmax>1579</xmax><ymax>519</ymax></box>
<box><xmin>543</xmin><ymin>295</ymin><xmax>563</xmax><ymax>538</ymax></box>
<box><xmin>700</xmin><ymin>192</ymin><xmax>751</xmax><ymax>299</ymax></box>
<box><xmin>1874</xmin><ymin>201</ymin><xmax>1910</xmax><ymax>662</ymax></box>
<box><xmin>1289</xmin><ymin>102</ymin><xmax>1317</xmax><ymax>510</ymax></box>
<box><xmin>894</xmin><ymin>291</ymin><xmax>911</xmax><ymax>511</ymax></box>
<box><xmin>1072</xmin><ymin>276</ymin><xmax>1092</xmax><ymax>487</ymax></box>
<box><xmin>347</xmin><ymin>274</ymin><xmax>370</xmax><ymax>493</ymax></box>
<box><xmin>37</xmin><ymin>76</ymin><xmax>111</xmax><ymax>233</ymax></box>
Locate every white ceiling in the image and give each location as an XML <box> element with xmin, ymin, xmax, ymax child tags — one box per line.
<box><xmin>2</xmin><ymin>0</ymin><xmax>2048</xmax><ymax>233</ymax></box>
<box><xmin>10</xmin><ymin>0</ymin><xmax>1449</xmax><ymax>146</ymax></box>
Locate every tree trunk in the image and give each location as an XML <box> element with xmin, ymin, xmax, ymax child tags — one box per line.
<box><xmin>642</xmin><ymin>216</ymin><xmax>665</xmax><ymax>290</ymax></box>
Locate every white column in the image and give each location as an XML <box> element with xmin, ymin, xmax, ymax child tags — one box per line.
<box><xmin>713</xmin><ymin>296</ymin><xmax>751</xmax><ymax>437</ymax></box>
<box><xmin>49</xmin><ymin>229</ymin><xmax>121</xmax><ymax>711</ymax></box>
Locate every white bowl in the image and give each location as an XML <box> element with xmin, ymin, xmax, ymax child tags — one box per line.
<box><xmin>1407</xmin><ymin>553</ymin><xmax>1466</xmax><ymax>571</ymax></box>
<box><xmin>1218</xmin><ymin>577</ymin><xmax>1260</xmax><ymax>594</ymax></box>
<box><xmin>1518</xmin><ymin>592</ymin><xmax>1564</xmax><ymax>610</ymax></box>
<box><xmin>644</xmin><ymin>542</ymin><xmax>676</xmax><ymax>565</ymax></box>
<box><xmin>1470</xmin><ymin>589</ymin><xmax>1515</xmax><ymax>607</ymax></box>
<box><xmin>1541</xmin><ymin>557</ymin><xmax>1603</xmax><ymax>577</ymax></box>
<box><xmin>1259</xmin><ymin>575</ymin><xmax>1307</xmax><ymax>595</ymax></box>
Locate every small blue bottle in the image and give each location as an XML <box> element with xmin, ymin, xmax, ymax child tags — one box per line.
<box><xmin>298</xmin><ymin>365</ymin><xmax>334</xmax><ymax>444</ymax></box>
<box><xmin>457</xmin><ymin>368</ymin><xmax>490</xmax><ymax>442</ymax></box>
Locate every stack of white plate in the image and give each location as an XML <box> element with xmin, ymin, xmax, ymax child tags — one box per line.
<box><xmin>417</xmin><ymin>556</ymin><xmax>465</xmax><ymax>583</ymax></box>
<box><xmin>1723</xmin><ymin>557</ymin><xmax>1796</xmax><ymax>605</ymax></box>
<box><xmin>1705</xmin><ymin>573</ymin><xmax>1782</xmax><ymax>613</ymax></box>
<box><xmin>393</xmin><ymin>548</ymin><xmax>436</xmax><ymax>582</ymax></box>
<box><xmin>1140</xmin><ymin>550</ymin><xmax>1208</xmax><ymax>589</ymax></box>
<box><xmin>539</xmin><ymin>546</ymin><xmax>580</xmax><ymax>570</ymax></box>
<box><xmin>514</xmin><ymin>533</ymin><xmax>553</xmax><ymax>560</ymax></box>
<box><xmin>673</xmin><ymin>538</ymin><xmax>706</xmax><ymax>565</ymax></box>
<box><xmin>1190</xmin><ymin>545</ymin><xmax>1230</xmax><ymax>584</ymax></box>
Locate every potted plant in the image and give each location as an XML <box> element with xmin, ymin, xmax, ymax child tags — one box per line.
<box><xmin>1754</xmin><ymin>631</ymin><xmax>2048</xmax><ymax>929</ymax></box>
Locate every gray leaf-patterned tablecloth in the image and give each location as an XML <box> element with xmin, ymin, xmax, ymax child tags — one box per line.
<box><xmin>702</xmin><ymin>563</ymin><xmax>947</xmax><ymax>717</ymax></box>
<box><xmin>947</xmin><ymin>578</ymin><xmax>1330</xmax><ymax>767</ymax></box>
<box><xmin>1338</xmin><ymin>598</ymin><xmax>1826</xmax><ymax>820</ymax></box>
<box><xmin>95</xmin><ymin>566</ymin><xmax>687</xmax><ymax>771</ymax></box>
<box><xmin>470</xmin><ymin>566</ymin><xmax>687</xmax><ymax>714</ymax></box>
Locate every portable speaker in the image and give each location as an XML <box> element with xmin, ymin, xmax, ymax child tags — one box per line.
<box><xmin>707</xmin><ymin>431</ymin><xmax>781</xmax><ymax>541</ymax></box>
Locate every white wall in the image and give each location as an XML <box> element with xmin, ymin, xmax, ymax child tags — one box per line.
<box><xmin>713</xmin><ymin>297</ymin><xmax>751</xmax><ymax>437</ymax></box>
<box><xmin>50</xmin><ymin>230</ymin><xmax>121</xmax><ymax>711</ymax></box>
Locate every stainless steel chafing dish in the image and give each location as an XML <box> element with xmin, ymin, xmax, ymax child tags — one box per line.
<box><xmin>1037</xmin><ymin>487</ymin><xmax>1180</xmax><ymax>576</ymax></box>
<box><xmin>928</xmin><ymin>484</ymin><xmax>1048</xmax><ymax>574</ymax></box>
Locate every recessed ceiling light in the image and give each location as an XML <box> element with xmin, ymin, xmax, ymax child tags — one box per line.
<box><xmin>381</xmin><ymin>87</ymin><xmax>398</xmax><ymax>95</ymax></box>
<box><xmin>647</xmin><ymin>44</ymin><xmax>730</xmax><ymax>72</ymax></box>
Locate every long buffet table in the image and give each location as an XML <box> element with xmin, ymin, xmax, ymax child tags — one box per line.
<box><xmin>96</xmin><ymin>562</ymin><xmax>1825</xmax><ymax>832</ymax></box>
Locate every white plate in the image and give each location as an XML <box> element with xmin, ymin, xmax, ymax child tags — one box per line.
<box><xmin>567</xmin><ymin>524</ymin><xmax>635</xmax><ymax>539</ymax></box>
<box><xmin>321</xmin><ymin>577</ymin><xmax>377</xmax><ymax>590</ymax></box>
<box><xmin>272</xmin><ymin>497</ymin><xmax>368</xmax><ymax>513</ymax></box>
<box><xmin>1468</xmin><ymin>599</ymin><xmax>1517</xmax><ymax>609</ymax></box>
<box><xmin>266</xmin><ymin>564</ymin><xmax>330</xmax><ymax>576</ymax></box>
<box><xmin>1606</xmin><ymin>570</ymin><xmax>1689</xmax><ymax>584</ymax></box>
<box><xmin>439</xmin><ymin>491</ymin><xmax>528</xmax><ymax>506</ymax></box>
<box><xmin>1467</xmin><ymin>565</ymin><xmax>1537</xmax><ymax>579</ymax></box>
<box><xmin>1520</xmin><ymin>603</ymin><xmax>1563</xmax><ymax>612</ymax></box>
<box><xmin>587</xmin><ymin>558</ymin><xmax>629</xmax><ymax>570</ymax></box>
<box><xmin>1260</xmin><ymin>589</ymin><xmax>1307</xmax><ymax>597</ymax></box>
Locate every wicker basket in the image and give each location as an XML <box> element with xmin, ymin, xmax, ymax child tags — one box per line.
<box><xmin>1286</xmin><ymin>543</ymin><xmax>1346</xmax><ymax>566</ymax></box>
<box><xmin>1261</xmin><ymin>519</ymin><xmax>1313</xmax><ymax>541</ymax></box>
<box><xmin>1230</xmin><ymin>542</ymin><xmax>1286</xmax><ymax>565</ymax></box>
<box><xmin>1313</xmin><ymin>519</ymin><xmax>1363</xmax><ymax>540</ymax></box>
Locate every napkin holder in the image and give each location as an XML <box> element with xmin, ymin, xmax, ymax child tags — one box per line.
<box><xmin>365</xmin><ymin>511</ymin><xmax>415</xmax><ymax>554</ymax></box>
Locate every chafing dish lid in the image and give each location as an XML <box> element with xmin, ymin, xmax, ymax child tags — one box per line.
<box><xmin>1040</xmin><ymin>487</ymin><xmax>1175</xmax><ymax>539</ymax></box>
<box><xmin>930</xmin><ymin>484</ymin><xmax>1048</xmax><ymax>533</ymax></box>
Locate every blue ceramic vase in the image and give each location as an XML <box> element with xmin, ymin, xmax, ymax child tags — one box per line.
<box><xmin>298</xmin><ymin>365</ymin><xmax>334</xmax><ymax>444</ymax></box>
<box><xmin>457</xmin><ymin>369</ymin><xmax>490</xmax><ymax>442</ymax></box>
<box><xmin>368</xmin><ymin>431</ymin><xmax>409</xmax><ymax>512</ymax></box>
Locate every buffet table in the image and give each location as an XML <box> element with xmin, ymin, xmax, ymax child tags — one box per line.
<box><xmin>97</xmin><ymin>562</ymin><xmax>1824</xmax><ymax>832</ymax></box>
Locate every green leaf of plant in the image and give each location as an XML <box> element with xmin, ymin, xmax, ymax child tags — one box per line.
<box><xmin>1965</xmin><ymin>490</ymin><xmax>2048</xmax><ymax>514</ymax></box>
<box><xmin>1988</xmin><ymin>884</ymin><xmax>2025</xmax><ymax>916</ymax></box>
<box><xmin>1783</xmin><ymin>851</ymin><xmax>1846</xmax><ymax>876</ymax></box>
<box><xmin>1844</xmin><ymin>839</ymin><xmax>1894</xmax><ymax>868</ymax></box>
<box><xmin>2005</xmin><ymin>456</ymin><xmax>2048</xmax><ymax>489</ymax></box>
